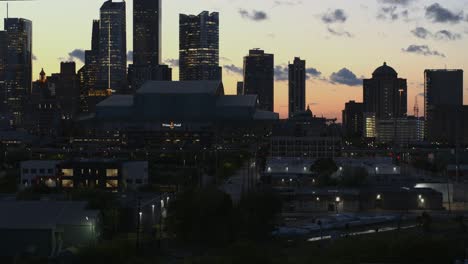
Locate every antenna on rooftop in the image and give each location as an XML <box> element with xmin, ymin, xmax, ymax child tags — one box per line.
<box><xmin>0</xmin><ymin>0</ymin><xmax>35</xmax><ymax>19</ymax></box>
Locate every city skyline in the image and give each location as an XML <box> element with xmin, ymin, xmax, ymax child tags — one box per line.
<box><xmin>2</xmin><ymin>0</ymin><xmax>468</xmax><ymax>119</ymax></box>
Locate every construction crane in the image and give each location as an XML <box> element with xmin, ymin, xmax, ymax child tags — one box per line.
<box><xmin>0</xmin><ymin>0</ymin><xmax>34</xmax><ymax>19</ymax></box>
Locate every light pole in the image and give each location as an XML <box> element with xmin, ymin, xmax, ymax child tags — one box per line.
<box><xmin>136</xmin><ymin>197</ymin><xmax>142</xmax><ymax>252</ymax></box>
<box><xmin>335</xmin><ymin>196</ymin><xmax>341</xmax><ymax>214</ymax></box>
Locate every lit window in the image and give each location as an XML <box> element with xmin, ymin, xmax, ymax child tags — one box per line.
<box><xmin>106</xmin><ymin>169</ymin><xmax>118</xmax><ymax>177</ymax></box>
<box><xmin>61</xmin><ymin>169</ymin><xmax>74</xmax><ymax>177</ymax></box>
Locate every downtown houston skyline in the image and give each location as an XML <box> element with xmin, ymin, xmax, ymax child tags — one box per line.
<box><xmin>2</xmin><ymin>0</ymin><xmax>468</xmax><ymax>119</ymax></box>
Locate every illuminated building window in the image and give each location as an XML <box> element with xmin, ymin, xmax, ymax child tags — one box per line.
<box><xmin>106</xmin><ymin>180</ymin><xmax>118</xmax><ymax>188</ymax></box>
<box><xmin>62</xmin><ymin>179</ymin><xmax>74</xmax><ymax>188</ymax></box>
<box><xmin>61</xmin><ymin>169</ymin><xmax>74</xmax><ymax>177</ymax></box>
<box><xmin>106</xmin><ymin>169</ymin><xmax>118</xmax><ymax>177</ymax></box>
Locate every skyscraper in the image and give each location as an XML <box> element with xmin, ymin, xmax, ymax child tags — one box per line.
<box><xmin>78</xmin><ymin>20</ymin><xmax>102</xmax><ymax>114</ymax></box>
<box><xmin>424</xmin><ymin>69</ymin><xmax>463</xmax><ymax>118</ymax></box>
<box><xmin>424</xmin><ymin>69</ymin><xmax>464</xmax><ymax>144</ymax></box>
<box><xmin>130</xmin><ymin>0</ymin><xmax>171</xmax><ymax>90</ymax></box>
<box><xmin>56</xmin><ymin>62</ymin><xmax>80</xmax><ymax>120</ymax></box>
<box><xmin>1</xmin><ymin>18</ymin><xmax>32</xmax><ymax>125</ymax></box>
<box><xmin>342</xmin><ymin>101</ymin><xmax>364</xmax><ymax>138</ymax></box>
<box><xmin>179</xmin><ymin>11</ymin><xmax>221</xmax><ymax>81</ymax></box>
<box><xmin>243</xmin><ymin>49</ymin><xmax>274</xmax><ymax>112</ymax></box>
<box><xmin>98</xmin><ymin>0</ymin><xmax>127</xmax><ymax>92</ymax></box>
<box><xmin>363</xmin><ymin>62</ymin><xmax>407</xmax><ymax>119</ymax></box>
<box><xmin>134</xmin><ymin>0</ymin><xmax>161</xmax><ymax>67</ymax></box>
<box><xmin>288</xmin><ymin>57</ymin><xmax>306</xmax><ymax>118</ymax></box>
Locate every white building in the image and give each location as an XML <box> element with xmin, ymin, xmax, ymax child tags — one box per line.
<box><xmin>20</xmin><ymin>160</ymin><xmax>61</xmax><ymax>188</ymax></box>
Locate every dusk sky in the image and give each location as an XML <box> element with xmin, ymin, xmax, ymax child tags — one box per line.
<box><xmin>3</xmin><ymin>0</ymin><xmax>468</xmax><ymax>120</ymax></box>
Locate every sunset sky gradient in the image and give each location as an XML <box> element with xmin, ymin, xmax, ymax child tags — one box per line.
<box><xmin>2</xmin><ymin>0</ymin><xmax>468</xmax><ymax>120</ymax></box>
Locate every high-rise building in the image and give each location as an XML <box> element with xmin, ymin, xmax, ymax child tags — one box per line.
<box><xmin>342</xmin><ymin>101</ymin><xmax>364</xmax><ymax>138</ymax></box>
<box><xmin>424</xmin><ymin>69</ymin><xmax>465</xmax><ymax>145</ymax></box>
<box><xmin>134</xmin><ymin>0</ymin><xmax>161</xmax><ymax>67</ymax></box>
<box><xmin>56</xmin><ymin>62</ymin><xmax>80</xmax><ymax>120</ymax></box>
<box><xmin>363</xmin><ymin>62</ymin><xmax>407</xmax><ymax>120</ymax></box>
<box><xmin>130</xmin><ymin>0</ymin><xmax>171</xmax><ymax>90</ymax></box>
<box><xmin>288</xmin><ymin>57</ymin><xmax>306</xmax><ymax>118</ymax></box>
<box><xmin>237</xmin><ymin>81</ymin><xmax>244</xmax><ymax>95</ymax></box>
<box><xmin>424</xmin><ymin>70</ymin><xmax>463</xmax><ymax>116</ymax></box>
<box><xmin>78</xmin><ymin>20</ymin><xmax>102</xmax><ymax>114</ymax></box>
<box><xmin>98</xmin><ymin>0</ymin><xmax>127</xmax><ymax>92</ymax></box>
<box><xmin>1</xmin><ymin>18</ymin><xmax>33</xmax><ymax>126</ymax></box>
<box><xmin>0</xmin><ymin>31</ymin><xmax>6</xmax><ymax>82</ymax></box>
<box><xmin>243</xmin><ymin>49</ymin><xmax>274</xmax><ymax>112</ymax></box>
<box><xmin>179</xmin><ymin>11</ymin><xmax>221</xmax><ymax>81</ymax></box>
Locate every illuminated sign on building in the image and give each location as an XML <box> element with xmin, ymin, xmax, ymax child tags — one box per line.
<box><xmin>162</xmin><ymin>122</ymin><xmax>182</xmax><ymax>129</ymax></box>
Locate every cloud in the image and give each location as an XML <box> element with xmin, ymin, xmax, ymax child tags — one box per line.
<box><xmin>321</xmin><ymin>9</ymin><xmax>347</xmax><ymax>24</ymax></box>
<box><xmin>378</xmin><ymin>0</ymin><xmax>416</xmax><ymax>6</ymax></box>
<box><xmin>164</xmin><ymin>58</ymin><xmax>179</xmax><ymax>67</ymax></box>
<box><xmin>402</xmin><ymin>44</ymin><xmax>445</xmax><ymax>57</ymax></box>
<box><xmin>306</xmin><ymin>67</ymin><xmax>322</xmax><ymax>79</ymax></box>
<box><xmin>67</xmin><ymin>49</ymin><xmax>85</xmax><ymax>63</ymax></box>
<box><xmin>127</xmin><ymin>50</ymin><xmax>133</xmax><ymax>62</ymax></box>
<box><xmin>411</xmin><ymin>27</ymin><xmax>431</xmax><ymax>39</ymax></box>
<box><xmin>220</xmin><ymin>57</ymin><xmax>231</xmax><ymax>62</ymax></box>
<box><xmin>223</xmin><ymin>64</ymin><xmax>243</xmax><ymax>75</ymax></box>
<box><xmin>239</xmin><ymin>9</ymin><xmax>268</xmax><ymax>21</ymax></box>
<box><xmin>425</xmin><ymin>3</ymin><xmax>463</xmax><ymax>24</ymax></box>
<box><xmin>274</xmin><ymin>0</ymin><xmax>302</xmax><ymax>6</ymax></box>
<box><xmin>434</xmin><ymin>30</ymin><xmax>461</xmax><ymax>40</ymax></box>
<box><xmin>377</xmin><ymin>6</ymin><xmax>409</xmax><ymax>21</ymax></box>
<box><xmin>327</xmin><ymin>27</ymin><xmax>353</xmax><ymax>38</ymax></box>
<box><xmin>274</xmin><ymin>65</ymin><xmax>289</xmax><ymax>81</ymax></box>
<box><xmin>411</xmin><ymin>27</ymin><xmax>461</xmax><ymax>41</ymax></box>
<box><xmin>329</xmin><ymin>68</ymin><xmax>362</xmax><ymax>86</ymax></box>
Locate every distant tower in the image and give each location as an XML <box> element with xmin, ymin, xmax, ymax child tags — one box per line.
<box><xmin>363</xmin><ymin>62</ymin><xmax>407</xmax><ymax>119</ymax></box>
<box><xmin>39</xmin><ymin>68</ymin><xmax>46</xmax><ymax>83</ymax></box>
<box><xmin>98</xmin><ymin>0</ymin><xmax>127</xmax><ymax>92</ymax></box>
<box><xmin>1</xmin><ymin>18</ymin><xmax>33</xmax><ymax>126</ymax></box>
<box><xmin>288</xmin><ymin>57</ymin><xmax>306</xmax><ymax>118</ymax></box>
<box><xmin>414</xmin><ymin>96</ymin><xmax>419</xmax><ymax>118</ymax></box>
<box><xmin>179</xmin><ymin>11</ymin><xmax>221</xmax><ymax>81</ymax></box>
<box><xmin>243</xmin><ymin>49</ymin><xmax>274</xmax><ymax>112</ymax></box>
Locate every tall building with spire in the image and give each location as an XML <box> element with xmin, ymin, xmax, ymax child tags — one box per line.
<box><xmin>98</xmin><ymin>0</ymin><xmax>127</xmax><ymax>93</ymax></box>
<box><xmin>288</xmin><ymin>57</ymin><xmax>306</xmax><ymax>118</ymax></box>
<box><xmin>0</xmin><ymin>18</ymin><xmax>32</xmax><ymax>126</ymax></box>
<box><xmin>179</xmin><ymin>11</ymin><xmax>221</xmax><ymax>81</ymax></box>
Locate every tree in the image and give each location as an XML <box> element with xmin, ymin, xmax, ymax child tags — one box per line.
<box><xmin>237</xmin><ymin>190</ymin><xmax>282</xmax><ymax>241</ymax></box>
<box><xmin>339</xmin><ymin>167</ymin><xmax>368</xmax><ymax>187</ymax></box>
<box><xmin>166</xmin><ymin>188</ymin><xmax>235</xmax><ymax>246</ymax></box>
<box><xmin>311</xmin><ymin>158</ymin><xmax>338</xmax><ymax>186</ymax></box>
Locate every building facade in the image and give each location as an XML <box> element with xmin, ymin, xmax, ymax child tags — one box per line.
<box><xmin>288</xmin><ymin>57</ymin><xmax>306</xmax><ymax>118</ymax></box>
<box><xmin>342</xmin><ymin>101</ymin><xmax>364</xmax><ymax>138</ymax></box>
<box><xmin>363</xmin><ymin>62</ymin><xmax>407</xmax><ymax>120</ymax></box>
<box><xmin>20</xmin><ymin>159</ymin><xmax>149</xmax><ymax>191</ymax></box>
<box><xmin>1</xmin><ymin>18</ymin><xmax>33</xmax><ymax>126</ymax></box>
<box><xmin>179</xmin><ymin>11</ymin><xmax>221</xmax><ymax>81</ymax></box>
<box><xmin>424</xmin><ymin>69</ymin><xmax>464</xmax><ymax>143</ymax></box>
<box><xmin>98</xmin><ymin>0</ymin><xmax>127</xmax><ymax>92</ymax></box>
<box><xmin>130</xmin><ymin>0</ymin><xmax>172</xmax><ymax>90</ymax></box>
<box><xmin>375</xmin><ymin>117</ymin><xmax>425</xmax><ymax>144</ymax></box>
<box><xmin>243</xmin><ymin>49</ymin><xmax>274</xmax><ymax>112</ymax></box>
